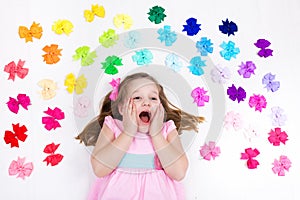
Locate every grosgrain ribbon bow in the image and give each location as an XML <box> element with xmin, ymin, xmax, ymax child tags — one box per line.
<box><xmin>84</xmin><ymin>4</ymin><xmax>105</xmax><ymax>22</ymax></box>
<box><xmin>42</xmin><ymin>107</ymin><xmax>65</xmax><ymax>131</ymax></box>
<box><xmin>9</xmin><ymin>157</ymin><xmax>33</xmax><ymax>179</ymax></box>
<box><xmin>109</xmin><ymin>78</ymin><xmax>120</xmax><ymax>101</ymax></box>
<box><xmin>4</xmin><ymin>60</ymin><xmax>29</xmax><ymax>81</ymax></box>
<box><xmin>4</xmin><ymin>123</ymin><xmax>28</xmax><ymax>148</ymax></box>
<box><xmin>7</xmin><ymin>93</ymin><xmax>31</xmax><ymax>114</ymax></box>
<box><xmin>18</xmin><ymin>21</ymin><xmax>43</xmax><ymax>42</ymax></box>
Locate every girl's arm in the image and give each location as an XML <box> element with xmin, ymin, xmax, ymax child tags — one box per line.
<box><xmin>91</xmin><ymin>98</ymin><xmax>138</xmax><ymax>178</ymax></box>
<box><xmin>151</xmin><ymin>129</ymin><xmax>188</xmax><ymax>181</ymax></box>
<box><xmin>91</xmin><ymin>124</ymin><xmax>134</xmax><ymax>178</ymax></box>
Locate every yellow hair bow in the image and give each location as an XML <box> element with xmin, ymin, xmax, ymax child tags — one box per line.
<box><xmin>64</xmin><ymin>73</ymin><xmax>87</xmax><ymax>94</ymax></box>
<box><xmin>113</xmin><ymin>14</ymin><xmax>133</xmax><ymax>30</ymax></box>
<box><xmin>52</xmin><ymin>19</ymin><xmax>74</xmax><ymax>35</ymax></box>
<box><xmin>84</xmin><ymin>4</ymin><xmax>105</xmax><ymax>22</ymax></box>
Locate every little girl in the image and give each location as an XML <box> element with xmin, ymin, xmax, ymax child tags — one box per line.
<box><xmin>76</xmin><ymin>72</ymin><xmax>204</xmax><ymax>200</ymax></box>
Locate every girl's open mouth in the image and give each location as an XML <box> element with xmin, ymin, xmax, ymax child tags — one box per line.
<box><xmin>139</xmin><ymin>111</ymin><xmax>151</xmax><ymax>123</ymax></box>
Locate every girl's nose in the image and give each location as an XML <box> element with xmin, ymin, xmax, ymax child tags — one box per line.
<box><xmin>142</xmin><ymin>100</ymin><xmax>150</xmax><ymax>106</ymax></box>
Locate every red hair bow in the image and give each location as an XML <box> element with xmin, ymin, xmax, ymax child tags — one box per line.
<box><xmin>4</xmin><ymin>123</ymin><xmax>28</xmax><ymax>148</ymax></box>
<box><xmin>43</xmin><ymin>143</ymin><xmax>64</xmax><ymax>166</ymax></box>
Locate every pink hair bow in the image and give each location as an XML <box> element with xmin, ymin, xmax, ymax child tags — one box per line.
<box><xmin>4</xmin><ymin>59</ymin><xmax>29</xmax><ymax>81</ymax></box>
<box><xmin>109</xmin><ymin>78</ymin><xmax>120</xmax><ymax>101</ymax></box>
<box><xmin>223</xmin><ymin>111</ymin><xmax>243</xmax><ymax>131</ymax></box>
<box><xmin>241</xmin><ymin>148</ymin><xmax>260</xmax><ymax>169</ymax></box>
<box><xmin>268</xmin><ymin>127</ymin><xmax>288</xmax><ymax>146</ymax></box>
<box><xmin>74</xmin><ymin>96</ymin><xmax>90</xmax><ymax>117</ymax></box>
<box><xmin>191</xmin><ymin>87</ymin><xmax>209</xmax><ymax>107</ymax></box>
<box><xmin>42</xmin><ymin>107</ymin><xmax>65</xmax><ymax>130</ymax></box>
<box><xmin>272</xmin><ymin>155</ymin><xmax>291</xmax><ymax>176</ymax></box>
<box><xmin>200</xmin><ymin>141</ymin><xmax>221</xmax><ymax>160</ymax></box>
<box><xmin>8</xmin><ymin>157</ymin><xmax>33</xmax><ymax>180</ymax></box>
<box><xmin>248</xmin><ymin>94</ymin><xmax>267</xmax><ymax>112</ymax></box>
<box><xmin>7</xmin><ymin>93</ymin><xmax>31</xmax><ymax>114</ymax></box>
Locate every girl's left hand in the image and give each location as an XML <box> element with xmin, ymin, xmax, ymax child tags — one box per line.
<box><xmin>149</xmin><ymin>103</ymin><xmax>164</xmax><ymax>137</ymax></box>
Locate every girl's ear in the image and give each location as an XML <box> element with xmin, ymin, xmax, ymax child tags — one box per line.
<box><xmin>118</xmin><ymin>104</ymin><xmax>123</xmax><ymax>116</ymax></box>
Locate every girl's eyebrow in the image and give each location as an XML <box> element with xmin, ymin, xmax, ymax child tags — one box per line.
<box><xmin>131</xmin><ymin>90</ymin><xmax>158</xmax><ymax>95</ymax></box>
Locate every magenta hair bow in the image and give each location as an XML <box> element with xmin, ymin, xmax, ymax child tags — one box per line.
<box><xmin>248</xmin><ymin>94</ymin><xmax>267</xmax><ymax>112</ymax></box>
<box><xmin>4</xmin><ymin>59</ymin><xmax>29</xmax><ymax>81</ymax></box>
<box><xmin>42</xmin><ymin>107</ymin><xmax>65</xmax><ymax>131</ymax></box>
<box><xmin>109</xmin><ymin>78</ymin><xmax>120</xmax><ymax>101</ymax></box>
<box><xmin>200</xmin><ymin>141</ymin><xmax>221</xmax><ymax>161</ymax></box>
<box><xmin>272</xmin><ymin>155</ymin><xmax>291</xmax><ymax>176</ymax></box>
<box><xmin>8</xmin><ymin>157</ymin><xmax>33</xmax><ymax>180</ymax></box>
<box><xmin>241</xmin><ymin>148</ymin><xmax>260</xmax><ymax>169</ymax></box>
<box><xmin>7</xmin><ymin>94</ymin><xmax>31</xmax><ymax>114</ymax></box>
<box><xmin>191</xmin><ymin>87</ymin><xmax>209</xmax><ymax>107</ymax></box>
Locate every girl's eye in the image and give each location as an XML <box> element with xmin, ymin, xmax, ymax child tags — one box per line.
<box><xmin>151</xmin><ymin>97</ymin><xmax>158</xmax><ymax>100</ymax></box>
<box><xmin>133</xmin><ymin>97</ymin><xmax>141</xmax><ymax>100</ymax></box>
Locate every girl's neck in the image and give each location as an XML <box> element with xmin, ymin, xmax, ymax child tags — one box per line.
<box><xmin>138</xmin><ymin>125</ymin><xmax>149</xmax><ymax>134</ymax></box>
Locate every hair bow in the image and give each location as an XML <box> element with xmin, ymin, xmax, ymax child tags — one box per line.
<box><xmin>42</xmin><ymin>44</ymin><xmax>62</xmax><ymax>64</ymax></box>
<box><xmin>9</xmin><ymin>157</ymin><xmax>33</xmax><ymax>179</ymax></box>
<box><xmin>72</xmin><ymin>46</ymin><xmax>97</xmax><ymax>66</ymax></box>
<box><xmin>200</xmin><ymin>141</ymin><xmax>221</xmax><ymax>161</ymax></box>
<box><xmin>113</xmin><ymin>14</ymin><xmax>133</xmax><ymax>30</ymax></box>
<box><xmin>191</xmin><ymin>87</ymin><xmax>209</xmax><ymax>107</ymax></box>
<box><xmin>240</xmin><ymin>148</ymin><xmax>260</xmax><ymax>169</ymax></box>
<box><xmin>18</xmin><ymin>21</ymin><xmax>43</xmax><ymax>42</ymax></box>
<box><xmin>43</xmin><ymin>143</ymin><xmax>64</xmax><ymax>166</ymax></box>
<box><xmin>7</xmin><ymin>93</ymin><xmax>31</xmax><ymax>114</ymax></box>
<box><xmin>109</xmin><ymin>78</ymin><xmax>120</xmax><ymax>101</ymax></box>
<box><xmin>64</xmin><ymin>73</ymin><xmax>87</xmax><ymax>94</ymax></box>
<box><xmin>84</xmin><ymin>4</ymin><xmax>105</xmax><ymax>22</ymax></box>
<box><xmin>272</xmin><ymin>155</ymin><xmax>291</xmax><ymax>176</ymax></box>
<box><xmin>4</xmin><ymin>59</ymin><xmax>29</xmax><ymax>81</ymax></box>
<box><xmin>4</xmin><ymin>123</ymin><xmax>28</xmax><ymax>148</ymax></box>
<box><xmin>101</xmin><ymin>55</ymin><xmax>123</xmax><ymax>75</ymax></box>
<box><xmin>74</xmin><ymin>96</ymin><xmax>90</xmax><ymax>117</ymax></box>
<box><xmin>52</xmin><ymin>19</ymin><xmax>73</xmax><ymax>35</ymax></box>
<box><xmin>38</xmin><ymin>79</ymin><xmax>58</xmax><ymax>100</ymax></box>
<box><xmin>42</xmin><ymin>107</ymin><xmax>65</xmax><ymax>131</ymax></box>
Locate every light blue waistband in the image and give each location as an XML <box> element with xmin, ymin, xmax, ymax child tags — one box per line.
<box><xmin>118</xmin><ymin>153</ymin><xmax>155</xmax><ymax>169</ymax></box>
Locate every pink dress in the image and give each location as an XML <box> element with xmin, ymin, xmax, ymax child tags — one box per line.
<box><xmin>88</xmin><ymin>116</ymin><xmax>185</xmax><ymax>200</ymax></box>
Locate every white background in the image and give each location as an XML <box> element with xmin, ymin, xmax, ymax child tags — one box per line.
<box><xmin>0</xmin><ymin>0</ymin><xmax>299</xmax><ymax>199</ymax></box>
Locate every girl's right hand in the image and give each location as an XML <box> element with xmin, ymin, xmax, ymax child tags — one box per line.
<box><xmin>122</xmin><ymin>98</ymin><xmax>138</xmax><ymax>136</ymax></box>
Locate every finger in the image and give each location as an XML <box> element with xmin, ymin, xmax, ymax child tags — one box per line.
<box><xmin>157</xmin><ymin>103</ymin><xmax>164</xmax><ymax>121</ymax></box>
<box><xmin>124</xmin><ymin>98</ymin><xmax>131</xmax><ymax>114</ymax></box>
<box><xmin>159</xmin><ymin>103</ymin><xmax>164</xmax><ymax>116</ymax></box>
<box><xmin>150</xmin><ymin>104</ymin><xmax>159</xmax><ymax>121</ymax></box>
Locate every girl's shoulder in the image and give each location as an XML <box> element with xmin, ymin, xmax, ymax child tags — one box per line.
<box><xmin>162</xmin><ymin>119</ymin><xmax>177</xmax><ymax>138</ymax></box>
<box><xmin>104</xmin><ymin>115</ymin><xmax>123</xmax><ymax>136</ymax></box>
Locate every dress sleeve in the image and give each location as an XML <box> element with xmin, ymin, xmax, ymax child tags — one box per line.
<box><xmin>104</xmin><ymin>115</ymin><xmax>122</xmax><ymax>137</ymax></box>
<box><xmin>162</xmin><ymin>120</ymin><xmax>177</xmax><ymax>138</ymax></box>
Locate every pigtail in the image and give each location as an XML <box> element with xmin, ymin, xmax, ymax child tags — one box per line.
<box><xmin>75</xmin><ymin>92</ymin><xmax>113</xmax><ymax>146</ymax></box>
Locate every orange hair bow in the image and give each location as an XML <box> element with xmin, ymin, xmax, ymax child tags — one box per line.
<box><xmin>18</xmin><ymin>22</ymin><xmax>43</xmax><ymax>42</ymax></box>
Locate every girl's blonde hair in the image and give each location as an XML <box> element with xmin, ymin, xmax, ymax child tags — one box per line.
<box><xmin>76</xmin><ymin>72</ymin><xmax>205</xmax><ymax>146</ymax></box>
